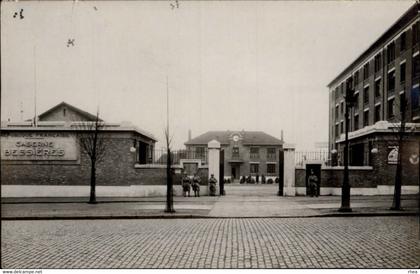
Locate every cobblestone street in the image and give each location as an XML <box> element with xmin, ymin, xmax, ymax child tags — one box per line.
<box><xmin>2</xmin><ymin>216</ymin><xmax>419</xmax><ymax>268</ymax></box>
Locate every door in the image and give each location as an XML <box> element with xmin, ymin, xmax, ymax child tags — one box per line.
<box><xmin>305</xmin><ymin>164</ymin><xmax>321</xmax><ymax>196</ymax></box>
<box><xmin>219</xmin><ymin>149</ymin><xmax>225</xmax><ymax>195</ymax></box>
<box><xmin>231</xmin><ymin>166</ymin><xmax>236</xmax><ymax>179</ymax></box>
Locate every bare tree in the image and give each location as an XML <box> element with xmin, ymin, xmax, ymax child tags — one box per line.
<box><xmin>76</xmin><ymin>112</ymin><xmax>106</xmax><ymax>204</ymax></box>
<box><xmin>164</xmin><ymin>75</ymin><xmax>175</xmax><ymax>213</ymax></box>
<box><xmin>389</xmin><ymin>96</ymin><xmax>415</xmax><ymax>210</ymax></box>
<box><xmin>164</xmin><ymin>127</ymin><xmax>175</xmax><ymax>213</ymax></box>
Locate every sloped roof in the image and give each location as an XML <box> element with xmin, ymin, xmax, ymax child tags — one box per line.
<box><xmin>38</xmin><ymin>101</ymin><xmax>102</xmax><ymax>121</ymax></box>
<box><xmin>185</xmin><ymin>131</ymin><xmax>284</xmax><ymax>146</ymax></box>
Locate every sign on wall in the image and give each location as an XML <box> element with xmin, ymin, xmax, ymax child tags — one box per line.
<box><xmin>387</xmin><ymin>146</ymin><xmax>398</xmax><ymax>165</ymax></box>
<box><xmin>1</xmin><ymin>135</ymin><xmax>78</xmax><ymax>161</ymax></box>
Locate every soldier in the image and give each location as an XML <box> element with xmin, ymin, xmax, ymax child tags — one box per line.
<box><xmin>182</xmin><ymin>174</ymin><xmax>191</xmax><ymax>197</ymax></box>
<box><xmin>308</xmin><ymin>169</ymin><xmax>319</xmax><ymax>197</ymax></box>
<box><xmin>209</xmin><ymin>174</ymin><xmax>217</xmax><ymax>196</ymax></box>
<box><xmin>192</xmin><ymin>173</ymin><xmax>201</xmax><ymax>197</ymax></box>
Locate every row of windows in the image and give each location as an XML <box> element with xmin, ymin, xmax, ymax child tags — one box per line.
<box><xmin>334</xmin><ymin>54</ymin><xmax>419</xmax><ymax>121</ymax></box>
<box><xmin>232</xmin><ymin>147</ymin><xmax>277</xmax><ymax>160</ymax></box>
<box><xmin>334</xmin><ymin>86</ymin><xmax>420</xmax><ymax>138</ymax></box>
<box><xmin>333</xmin><ymin>20</ymin><xmax>420</xmax><ymax>100</ymax></box>
<box><xmin>250</xmin><ymin>163</ymin><xmax>276</xmax><ymax>174</ymax></box>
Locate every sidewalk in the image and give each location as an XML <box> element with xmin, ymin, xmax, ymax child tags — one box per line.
<box><xmin>2</xmin><ymin>193</ymin><xmax>418</xmax><ymax>220</ymax></box>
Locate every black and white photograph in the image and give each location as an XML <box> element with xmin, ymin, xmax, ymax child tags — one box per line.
<box><xmin>1</xmin><ymin>0</ymin><xmax>419</xmax><ymax>270</ymax></box>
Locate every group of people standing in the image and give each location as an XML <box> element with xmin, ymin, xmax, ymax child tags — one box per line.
<box><xmin>182</xmin><ymin>173</ymin><xmax>218</xmax><ymax>197</ymax></box>
<box><xmin>182</xmin><ymin>173</ymin><xmax>201</xmax><ymax>197</ymax></box>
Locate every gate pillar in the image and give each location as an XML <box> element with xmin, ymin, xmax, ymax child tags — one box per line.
<box><xmin>208</xmin><ymin>140</ymin><xmax>221</xmax><ymax>196</ymax></box>
<box><xmin>283</xmin><ymin>143</ymin><xmax>296</xmax><ymax>196</ymax></box>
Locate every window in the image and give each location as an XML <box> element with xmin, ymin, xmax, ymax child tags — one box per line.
<box><xmin>400</xmin><ymin>32</ymin><xmax>406</xmax><ymax>52</ymax></box>
<box><xmin>195</xmin><ymin>146</ymin><xmax>205</xmax><ymax>158</ymax></box>
<box><xmin>388</xmin><ymin>98</ymin><xmax>395</xmax><ymax>118</ymax></box>
<box><xmin>335</xmin><ymin>87</ymin><xmax>339</xmax><ymax>100</ymax></box>
<box><xmin>412</xmin><ymin>21</ymin><xmax>419</xmax><ymax>47</ymax></box>
<box><xmin>400</xmin><ymin>63</ymin><xmax>406</xmax><ymax>83</ymax></box>
<box><xmin>388</xmin><ymin>70</ymin><xmax>395</xmax><ymax>92</ymax></box>
<box><xmin>250</xmin><ymin>147</ymin><xmax>259</xmax><ymax>159</ymax></box>
<box><xmin>354</xmin><ymin>93</ymin><xmax>359</xmax><ymax>110</ymax></box>
<box><xmin>363</xmin><ymin>110</ymin><xmax>369</xmax><ymax>127</ymax></box>
<box><xmin>363</xmin><ymin>63</ymin><xmax>369</xmax><ymax>80</ymax></box>
<box><xmin>267</xmin><ymin>148</ymin><xmax>276</xmax><ymax>161</ymax></box>
<box><xmin>374</xmin><ymin>54</ymin><xmax>381</xmax><ymax>73</ymax></box>
<box><xmin>250</xmin><ymin>163</ymin><xmax>259</xmax><ymax>174</ymax></box>
<box><xmin>63</xmin><ymin>108</ymin><xmax>66</xmax><ymax>116</ymax></box>
<box><xmin>340</xmin><ymin>82</ymin><xmax>344</xmax><ymax>96</ymax></box>
<box><xmin>413</xmin><ymin>54</ymin><xmax>420</xmax><ymax>81</ymax></box>
<box><xmin>335</xmin><ymin>105</ymin><xmax>339</xmax><ymax>118</ymax></box>
<box><xmin>267</xmin><ymin>164</ymin><xmax>276</xmax><ymax>174</ymax></box>
<box><xmin>363</xmin><ymin>86</ymin><xmax>369</xmax><ymax>104</ymax></box>
<box><xmin>335</xmin><ymin>124</ymin><xmax>339</xmax><ymax>137</ymax></box>
<box><xmin>412</xmin><ymin>85</ymin><xmax>420</xmax><ymax>110</ymax></box>
<box><xmin>354</xmin><ymin>114</ymin><xmax>359</xmax><ymax>131</ymax></box>
<box><xmin>340</xmin><ymin>102</ymin><xmax>344</xmax><ymax>115</ymax></box>
<box><xmin>374</xmin><ymin>79</ymin><xmax>381</xmax><ymax>98</ymax></box>
<box><xmin>400</xmin><ymin>92</ymin><xmax>406</xmax><ymax>112</ymax></box>
<box><xmin>387</xmin><ymin>42</ymin><xmax>395</xmax><ymax>64</ymax></box>
<box><xmin>232</xmin><ymin>147</ymin><xmax>239</xmax><ymax>158</ymax></box>
<box><xmin>374</xmin><ymin>105</ymin><xmax>381</xmax><ymax>123</ymax></box>
<box><xmin>354</xmin><ymin>71</ymin><xmax>359</xmax><ymax>85</ymax></box>
<box><xmin>340</xmin><ymin>121</ymin><xmax>344</xmax><ymax>134</ymax></box>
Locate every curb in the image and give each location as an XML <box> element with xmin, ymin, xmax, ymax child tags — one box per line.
<box><xmin>2</xmin><ymin>212</ymin><xmax>417</xmax><ymax>221</ymax></box>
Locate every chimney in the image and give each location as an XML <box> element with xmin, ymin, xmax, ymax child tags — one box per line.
<box><xmin>188</xmin><ymin>129</ymin><xmax>192</xmax><ymax>141</ymax></box>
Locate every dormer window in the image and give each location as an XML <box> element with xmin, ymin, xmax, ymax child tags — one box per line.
<box><xmin>63</xmin><ymin>108</ymin><xmax>66</xmax><ymax>117</ymax></box>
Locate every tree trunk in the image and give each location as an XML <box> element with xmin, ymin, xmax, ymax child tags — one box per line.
<box><xmin>165</xmin><ymin>149</ymin><xmax>175</xmax><ymax>213</ymax></box>
<box><xmin>89</xmin><ymin>160</ymin><xmax>97</xmax><ymax>204</ymax></box>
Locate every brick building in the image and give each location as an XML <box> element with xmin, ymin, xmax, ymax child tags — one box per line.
<box><xmin>185</xmin><ymin>130</ymin><xmax>284</xmax><ymax>181</ymax></box>
<box><xmin>0</xmin><ymin>102</ymin><xmax>180</xmax><ymax>197</ymax></box>
<box><xmin>327</xmin><ymin>3</ymin><xmax>420</xmax><ymax>189</ymax></box>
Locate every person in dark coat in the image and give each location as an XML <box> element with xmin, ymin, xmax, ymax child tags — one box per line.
<box><xmin>308</xmin><ymin>169</ymin><xmax>319</xmax><ymax>197</ymax></box>
<box><xmin>209</xmin><ymin>174</ymin><xmax>217</xmax><ymax>196</ymax></box>
<box><xmin>192</xmin><ymin>173</ymin><xmax>201</xmax><ymax>197</ymax></box>
<box><xmin>182</xmin><ymin>174</ymin><xmax>191</xmax><ymax>197</ymax></box>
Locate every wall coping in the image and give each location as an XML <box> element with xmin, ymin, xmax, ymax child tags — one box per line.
<box><xmin>134</xmin><ymin>164</ymin><xmax>182</xmax><ymax>169</ymax></box>
<box><xmin>134</xmin><ymin>164</ymin><xmax>208</xmax><ymax>169</ymax></box>
<box><xmin>296</xmin><ymin>166</ymin><xmax>373</xmax><ymax>171</ymax></box>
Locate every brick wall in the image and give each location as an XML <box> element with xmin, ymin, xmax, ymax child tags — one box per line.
<box><xmin>295</xmin><ymin>167</ymin><xmax>377</xmax><ymax>188</ymax></box>
<box><xmin>1</xmin><ymin>130</ymin><xmax>210</xmax><ymax>187</ymax></box>
<box><xmin>295</xmin><ymin>138</ymin><xmax>419</xmax><ymax>189</ymax></box>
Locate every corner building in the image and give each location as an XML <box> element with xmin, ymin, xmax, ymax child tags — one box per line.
<box><xmin>327</xmin><ymin>3</ymin><xmax>420</xmax><ymax>188</ymax></box>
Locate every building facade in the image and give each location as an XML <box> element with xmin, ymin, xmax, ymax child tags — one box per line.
<box><xmin>1</xmin><ymin>102</ymin><xmax>169</xmax><ymax>197</ymax></box>
<box><xmin>185</xmin><ymin>130</ymin><xmax>284</xmax><ymax>181</ymax></box>
<box><xmin>327</xmin><ymin>3</ymin><xmax>420</xmax><ymax>187</ymax></box>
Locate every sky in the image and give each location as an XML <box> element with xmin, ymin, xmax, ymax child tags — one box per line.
<box><xmin>1</xmin><ymin>0</ymin><xmax>416</xmax><ymax>150</ymax></box>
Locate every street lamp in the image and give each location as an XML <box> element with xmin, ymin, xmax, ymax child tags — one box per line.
<box><xmin>339</xmin><ymin>76</ymin><xmax>356</xmax><ymax>212</ymax></box>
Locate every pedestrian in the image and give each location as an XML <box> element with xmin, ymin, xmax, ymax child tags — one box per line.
<box><xmin>192</xmin><ymin>173</ymin><xmax>201</xmax><ymax>197</ymax></box>
<box><xmin>307</xmin><ymin>169</ymin><xmax>319</xmax><ymax>197</ymax></box>
<box><xmin>182</xmin><ymin>174</ymin><xmax>191</xmax><ymax>197</ymax></box>
<box><xmin>209</xmin><ymin>174</ymin><xmax>217</xmax><ymax>196</ymax></box>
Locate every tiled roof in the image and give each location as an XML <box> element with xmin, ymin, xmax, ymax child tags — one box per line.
<box><xmin>38</xmin><ymin>101</ymin><xmax>101</xmax><ymax>121</ymax></box>
<box><xmin>185</xmin><ymin>131</ymin><xmax>284</xmax><ymax>146</ymax></box>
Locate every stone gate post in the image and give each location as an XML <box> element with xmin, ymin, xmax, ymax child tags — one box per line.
<box><xmin>208</xmin><ymin>140</ymin><xmax>221</xmax><ymax>195</ymax></box>
<box><xmin>283</xmin><ymin>143</ymin><xmax>296</xmax><ymax>196</ymax></box>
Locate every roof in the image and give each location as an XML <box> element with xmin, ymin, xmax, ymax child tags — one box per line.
<box><xmin>327</xmin><ymin>3</ymin><xmax>420</xmax><ymax>88</ymax></box>
<box><xmin>38</xmin><ymin>101</ymin><xmax>102</xmax><ymax>121</ymax></box>
<box><xmin>185</xmin><ymin>131</ymin><xmax>284</xmax><ymax>146</ymax></box>
<box><xmin>1</xmin><ymin>121</ymin><xmax>157</xmax><ymax>142</ymax></box>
